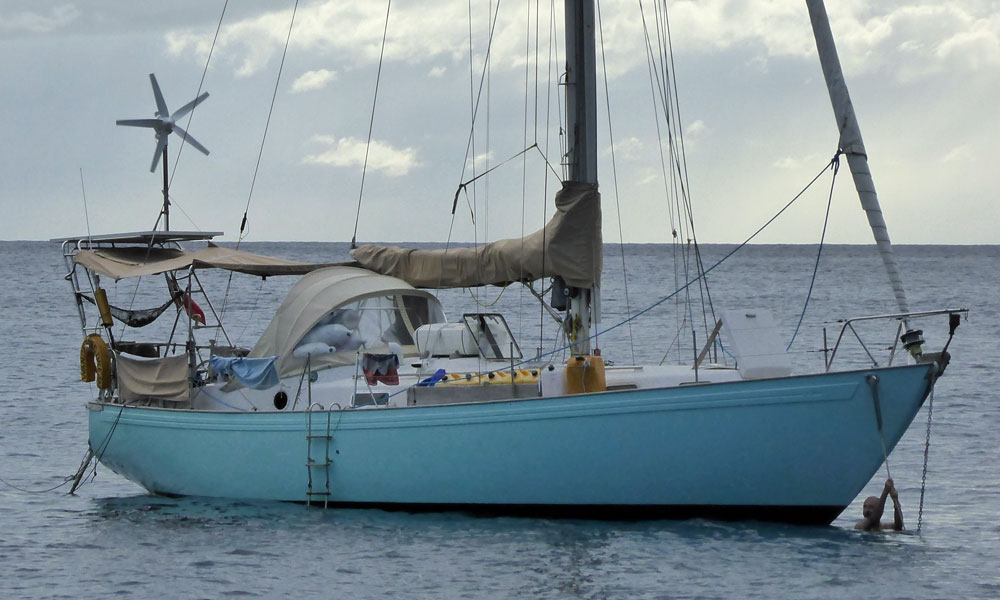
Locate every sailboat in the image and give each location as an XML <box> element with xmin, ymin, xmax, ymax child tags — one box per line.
<box><xmin>54</xmin><ymin>0</ymin><xmax>965</xmax><ymax>524</ymax></box>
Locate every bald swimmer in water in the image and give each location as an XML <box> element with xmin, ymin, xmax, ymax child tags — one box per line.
<box><xmin>855</xmin><ymin>478</ymin><xmax>904</xmax><ymax>532</ymax></box>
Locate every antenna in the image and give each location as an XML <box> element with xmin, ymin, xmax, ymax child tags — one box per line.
<box><xmin>116</xmin><ymin>73</ymin><xmax>210</xmax><ymax>230</ymax></box>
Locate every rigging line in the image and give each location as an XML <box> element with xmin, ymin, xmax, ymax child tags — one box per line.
<box><xmin>351</xmin><ymin>0</ymin><xmax>392</xmax><ymax>249</ymax></box>
<box><xmin>530</xmin><ymin>145</ymin><xmax>563</xmax><ymax>180</ymax></box>
<box><xmin>70</xmin><ymin>401</ymin><xmax>127</xmax><ymax>494</ymax></box>
<box><xmin>0</xmin><ymin>473</ymin><xmax>75</xmax><ymax>495</ymax></box>
<box><xmin>380</xmin><ymin>167</ymin><xmax>835</xmax><ymax>404</ymax></box>
<box><xmin>79</xmin><ymin>169</ymin><xmax>92</xmax><ymax>242</ymax></box>
<box><xmin>467</xmin><ymin>0</ymin><xmax>479</xmax><ymax>284</ymax></box>
<box><xmin>168</xmin><ymin>0</ymin><xmax>230</xmax><ymax>200</ymax></box>
<box><xmin>638</xmin><ymin>5</ymin><xmax>678</xmax><ymax>236</ymax></box>
<box><xmin>597</xmin><ymin>0</ymin><xmax>636</xmax><ymax>364</ymax></box>
<box><xmin>539</xmin><ymin>0</ymin><xmax>556</xmax><ymax>353</ymax></box>
<box><xmin>164</xmin><ymin>196</ymin><xmax>201</xmax><ymax>232</ymax></box>
<box><xmin>459</xmin><ymin>144</ymin><xmax>539</xmax><ymax>190</ymax></box>
<box><xmin>590</xmin><ymin>159</ymin><xmax>837</xmax><ymax>351</ymax></box>
<box><xmin>520</xmin><ymin>0</ymin><xmax>532</xmax><ymax>338</ymax></box>
<box><xmin>468</xmin><ymin>283</ymin><xmax>509</xmax><ymax>307</ymax></box>
<box><xmin>787</xmin><ymin>152</ymin><xmax>841</xmax><ymax>351</ymax></box>
<box><xmin>221</xmin><ymin>0</ymin><xmax>298</xmax><ymax>320</ymax></box>
<box><xmin>234</xmin><ymin>276</ymin><xmax>266</xmax><ymax>346</ymax></box>
<box><xmin>551</xmin><ymin>0</ymin><xmax>566</xmax><ymax>179</ymax></box>
<box><xmin>533</xmin><ymin>0</ymin><xmax>540</xmax><ymax>143</ymax></box>
<box><xmin>639</xmin><ymin>3</ymin><xmax>687</xmax><ymax>348</ymax></box>
<box><xmin>485</xmin><ymin>0</ymin><xmax>492</xmax><ymax>246</ymax></box>
<box><xmin>236</xmin><ymin>0</ymin><xmax>299</xmax><ymax>249</ymax></box>
<box><xmin>646</xmin><ymin>1</ymin><xmax>715</xmax><ymax>351</ymax></box>
<box><xmin>458</xmin><ymin>0</ymin><xmax>505</xmax><ymax>185</ymax></box>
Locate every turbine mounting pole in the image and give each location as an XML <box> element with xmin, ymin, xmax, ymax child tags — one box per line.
<box><xmin>161</xmin><ymin>140</ymin><xmax>170</xmax><ymax>231</ymax></box>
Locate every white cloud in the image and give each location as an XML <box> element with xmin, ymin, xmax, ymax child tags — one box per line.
<box><xmin>611</xmin><ymin>137</ymin><xmax>644</xmax><ymax>161</ymax></box>
<box><xmin>0</xmin><ymin>4</ymin><xmax>79</xmax><ymax>34</ymax></box>
<box><xmin>684</xmin><ymin>120</ymin><xmax>707</xmax><ymax>137</ymax></box>
<box><xmin>772</xmin><ymin>154</ymin><xmax>827</xmax><ymax>170</ymax></box>
<box><xmin>161</xmin><ymin>0</ymin><xmax>1000</xmax><ymax>86</ymax></box>
<box><xmin>942</xmin><ymin>144</ymin><xmax>972</xmax><ymax>163</ymax></box>
<box><xmin>304</xmin><ymin>135</ymin><xmax>419</xmax><ymax>176</ymax></box>
<box><xmin>291</xmin><ymin>68</ymin><xmax>337</xmax><ymax>93</ymax></box>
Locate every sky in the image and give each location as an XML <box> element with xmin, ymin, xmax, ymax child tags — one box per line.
<box><xmin>1</xmin><ymin>0</ymin><xmax>997</xmax><ymax>245</ymax></box>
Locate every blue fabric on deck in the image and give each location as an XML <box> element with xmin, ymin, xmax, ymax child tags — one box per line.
<box><xmin>210</xmin><ymin>355</ymin><xmax>280</xmax><ymax>390</ymax></box>
<box><xmin>417</xmin><ymin>368</ymin><xmax>447</xmax><ymax>387</ymax></box>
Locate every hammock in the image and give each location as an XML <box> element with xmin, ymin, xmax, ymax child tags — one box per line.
<box><xmin>79</xmin><ymin>294</ymin><xmax>175</xmax><ymax>328</ymax></box>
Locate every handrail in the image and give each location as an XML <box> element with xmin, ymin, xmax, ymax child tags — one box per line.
<box><xmin>825</xmin><ymin>308</ymin><xmax>968</xmax><ymax>371</ymax></box>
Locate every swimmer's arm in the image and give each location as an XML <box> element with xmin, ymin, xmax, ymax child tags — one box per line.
<box><xmin>889</xmin><ymin>487</ymin><xmax>904</xmax><ymax>531</ymax></box>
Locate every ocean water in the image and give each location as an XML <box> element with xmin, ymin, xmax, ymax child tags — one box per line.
<box><xmin>1</xmin><ymin>240</ymin><xmax>998</xmax><ymax>599</ymax></box>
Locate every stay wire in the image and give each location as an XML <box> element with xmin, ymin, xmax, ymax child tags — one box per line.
<box><xmin>221</xmin><ymin>0</ymin><xmax>298</xmax><ymax>320</ymax></box>
<box><xmin>457</xmin><ymin>0</ymin><xmax>505</xmax><ymax>185</ymax></box>
<box><xmin>597</xmin><ymin>0</ymin><xmax>635</xmax><ymax>363</ymax></box>
<box><xmin>168</xmin><ymin>0</ymin><xmax>230</xmax><ymax>197</ymax></box>
<box><xmin>236</xmin><ymin>0</ymin><xmax>299</xmax><ymax>249</ymax></box>
<box><xmin>0</xmin><ymin>473</ymin><xmax>75</xmax><ymax>495</ymax></box>
<box><xmin>787</xmin><ymin>151</ymin><xmax>841</xmax><ymax>351</ymax></box>
<box><xmin>351</xmin><ymin>0</ymin><xmax>392</xmax><ymax>249</ymax></box>
<box><xmin>382</xmin><ymin>158</ymin><xmax>834</xmax><ymax>403</ymax></box>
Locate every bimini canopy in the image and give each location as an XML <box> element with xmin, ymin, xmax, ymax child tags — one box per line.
<box><xmin>352</xmin><ymin>181</ymin><xmax>602</xmax><ymax>289</ymax></box>
<box><xmin>250</xmin><ymin>266</ymin><xmax>445</xmax><ymax>377</ymax></box>
<box><xmin>73</xmin><ymin>243</ymin><xmax>337</xmax><ymax>280</ymax></box>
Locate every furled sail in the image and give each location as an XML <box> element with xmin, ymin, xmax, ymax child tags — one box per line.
<box><xmin>806</xmin><ymin>0</ymin><xmax>910</xmax><ymax>318</ymax></box>
<box><xmin>352</xmin><ymin>181</ymin><xmax>602</xmax><ymax>289</ymax></box>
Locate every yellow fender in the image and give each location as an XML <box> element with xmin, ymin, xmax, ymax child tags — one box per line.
<box><xmin>80</xmin><ymin>334</ymin><xmax>113</xmax><ymax>390</ymax></box>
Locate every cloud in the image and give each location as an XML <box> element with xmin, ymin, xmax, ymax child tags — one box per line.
<box><xmin>611</xmin><ymin>137</ymin><xmax>644</xmax><ymax>161</ymax></box>
<box><xmin>303</xmin><ymin>135</ymin><xmax>419</xmax><ymax>176</ymax></box>
<box><xmin>684</xmin><ymin>120</ymin><xmax>707</xmax><ymax>137</ymax></box>
<box><xmin>161</xmin><ymin>0</ymin><xmax>1000</xmax><ymax>86</ymax></box>
<box><xmin>291</xmin><ymin>68</ymin><xmax>337</xmax><ymax>93</ymax></box>
<box><xmin>662</xmin><ymin>1</ymin><xmax>1000</xmax><ymax>82</ymax></box>
<box><xmin>0</xmin><ymin>4</ymin><xmax>79</xmax><ymax>34</ymax></box>
<box><xmin>428</xmin><ymin>66</ymin><xmax>447</xmax><ymax>78</ymax></box>
<box><xmin>772</xmin><ymin>154</ymin><xmax>827</xmax><ymax>170</ymax></box>
<box><xmin>942</xmin><ymin>144</ymin><xmax>972</xmax><ymax>163</ymax></box>
<box><xmin>465</xmin><ymin>151</ymin><xmax>495</xmax><ymax>173</ymax></box>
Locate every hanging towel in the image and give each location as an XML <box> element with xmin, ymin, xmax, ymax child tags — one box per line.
<box><xmin>210</xmin><ymin>355</ymin><xmax>280</xmax><ymax>390</ymax></box>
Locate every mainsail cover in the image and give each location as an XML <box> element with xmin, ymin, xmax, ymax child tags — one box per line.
<box><xmin>353</xmin><ymin>181</ymin><xmax>601</xmax><ymax>289</ymax></box>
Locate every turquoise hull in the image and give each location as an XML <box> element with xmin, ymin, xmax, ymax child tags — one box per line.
<box><xmin>88</xmin><ymin>364</ymin><xmax>935</xmax><ymax>524</ymax></box>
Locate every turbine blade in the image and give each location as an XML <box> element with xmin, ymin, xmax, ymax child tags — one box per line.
<box><xmin>172</xmin><ymin>125</ymin><xmax>210</xmax><ymax>156</ymax></box>
<box><xmin>149</xmin><ymin>73</ymin><xmax>169</xmax><ymax>117</ymax></box>
<box><xmin>116</xmin><ymin>118</ymin><xmax>161</xmax><ymax>128</ymax></box>
<box><xmin>171</xmin><ymin>92</ymin><xmax>209</xmax><ymax>121</ymax></box>
<box><xmin>150</xmin><ymin>135</ymin><xmax>168</xmax><ymax>173</ymax></box>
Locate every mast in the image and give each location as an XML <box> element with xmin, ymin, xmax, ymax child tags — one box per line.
<box><xmin>806</xmin><ymin>1</ymin><xmax>921</xmax><ymax>351</ymax></box>
<box><xmin>564</xmin><ymin>0</ymin><xmax>599</xmax><ymax>355</ymax></box>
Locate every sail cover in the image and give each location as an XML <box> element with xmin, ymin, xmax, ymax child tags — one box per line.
<box><xmin>352</xmin><ymin>181</ymin><xmax>602</xmax><ymax>289</ymax></box>
<box><xmin>73</xmin><ymin>243</ymin><xmax>338</xmax><ymax>280</ymax></box>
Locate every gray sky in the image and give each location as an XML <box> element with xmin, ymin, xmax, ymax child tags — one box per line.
<box><xmin>1</xmin><ymin>0</ymin><xmax>997</xmax><ymax>244</ymax></box>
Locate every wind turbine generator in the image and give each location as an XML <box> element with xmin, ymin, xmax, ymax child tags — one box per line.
<box><xmin>116</xmin><ymin>73</ymin><xmax>210</xmax><ymax>230</ymax></box>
